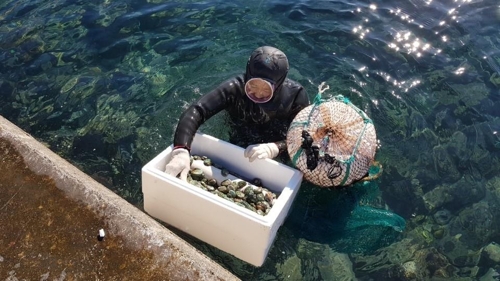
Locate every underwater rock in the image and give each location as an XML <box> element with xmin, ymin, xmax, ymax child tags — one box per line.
<box><xmin>351</xmin><ymin>238</ymin><xmax>416</xmax><ymax>273</ymax></box>
<box><xmin>152</xmin><ymin>35</ymin><xmax>204</xmax><ymax>57</ymax></box>
<box><xmin>486</xmin><ymin>176</ymin><xmax>500</xmax><ymax>201</ymax></box>
<box><xmin>423</xmin><ymin>247</ymin><xmax>458</xmax><ymax>279</ymax></box>
<box><xmin>437</xmin><ymin>234</ymin><xmax>481</xmax><ymax>268</ymax></box>
<box><xmin>433</xmin><ymin>209</ymin><xmax>452</xmax><ymax>225</ymax></box>
<box><xmin>423</xmin><ymin>184</ymin><xmax>453</xmax><ymax>212</ymax></box>
<box><xmin>432</xmin><ymin>144</ymin><xmax>461</xmax><ymax>183</ymax></box>
<box><xmin>134</xmin><ymin>126</ymin><xmax>167</xmax><ymax>164</ymax></box>
<box><xmin>276</xmin><ymin>255</ymin><xmax>302</xmax><ymax>280</ymax></box>
<box><xmin>401</xmin><ymin>261</ymin><xmax>418</xmax><ymax>280</ymax></box>
<box><xmin>490</xmin><ymin>72</ymin><xmax>500</xmax><ymax>87</ymax></box>
<box><xmin>58</xmin><ymin>74</ymin><xmax>108</xmax><ymax>107</ymax></box>
<box><xmin>402</xmin><ymin>128</ymin><xmax>439</xmax><ymax>179</ymax></box>
<box><xmin>318</xmin><ymin>251</ymin><xmax>356</xmax><ymax>281</ymax></box>
<box><xmin>446</xmin><ymin>131</ymin><xmax>469</xmax><ymax>163</ymax></box>
<box><xmin>12</xmin><ymin>37</ymin><xmax>46</xmax><ymax>66</ymax></box>
<box><xmin>418</xmin><ymin>128</ymin><xmax>440</xmax><ymax>147</ymax></box>
<box><xmin>295</xmin><ymin>239</ymin><xmax>356</xmax><ymax>280</ymax></box>
<box><xmin>448</xmin><ymin>178</ymin><xmax>486</xmax><ymax>211</ymax></box>
<box><xmin>109</xmin><ymin>71</ymin><xmax>139</xmax><ymax>92</ymax></box>
<box><xmin>447</xmin><ymin>83</ymin><xmax>489</xmax><ymax>109</ymax></box>
<box><xmin>39</xmin><ymin>129</ymin><xmax>77</xmax><ymax>158</ymax></box>
<box><xmin>433</xmin><ymin>107</ymin><xmax>459</xmax><ymax>136</ymax></box>
<box><xmin>25</xmin><ymin>53</ymin><xmax>57</xmax><ymax>76</ymax></box>
<box><xmin>424</xmin><ymin>177</ymin><xmax>485</xmax><ymax>213</ymax></box>
<box><xmin>77</xmin><ymin>94</ymin><xmax>140</xmax><ymax>143</ymax></box>
<box><xmin>471</xmin><ymin>144</ymin><xmax>499</xmax><ymax>179</ymax></box>
<box><xmin>479</xmin><ymin>242</ymin><xmax>500</xmax><ymax>268</ymax></box>
<box><xmin>479</xmin><ymin>268</ymin><xmax>500</xmax><ymax>281</ymax></box>
<box><xmin>0</xmin><ymin>80</ymin><xmax>14</xmax><ymax>97</ymax></box>
<box><xmin>408</xmin><ymin>110</ymin><xmax>429</xmax><ymax>136</ymax></box>
<box><xmin>432</xmin><ymin>228</ymin><xmax>445</xmax><ymax>239</ymax></box>
<box><xmin>296</xmin><ymin>238</ymin><xmax>327</xmax><ymax>260</ymax></box>
<box><xmin>449</xmin><ymin>122</ymin><xmax>500</xmax><ymax>179</ymax></box>
<box><xmin>448</xmin><ymin>201</ymin><xmax>497</xmax><ymax>249</ymax></box>
<box><xmin>352</xmin><ymin>238</ymin><xmax>457</xmax><ymax>280</ymax></box>
<box><xmin>381</xmin><ymin>175</ymin><xmax>426</xmax><ymax>218</ymax></box>
<box><xmin>151</xmin><ymin>39</ymin><xmax>177</xmax><ymax>55</ymax></box>
<box><xmin>288</xmin><ymin>9</ymin><xmax>306</xmax><ymax>21</ymax></box>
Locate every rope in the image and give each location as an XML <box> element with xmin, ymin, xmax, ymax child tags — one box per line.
<box><xmin>360</xmin><ymin>161</ymin><xmax>384</xmax><ymax>182</ymax></box>
<box><xmin>291</xmin><ymin>82</ymin><xmax>329</xmax><ymax>167</ymax></box>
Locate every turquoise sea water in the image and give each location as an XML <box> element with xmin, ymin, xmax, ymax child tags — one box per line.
<box><xmin>1</xmin><ymin>0</ymin><xmax>500</xmax><ymax>280</ymax></box>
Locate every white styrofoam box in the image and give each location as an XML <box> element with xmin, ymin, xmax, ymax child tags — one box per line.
<box><xmin>141</xmin><ymin>132</ymin><xmax>303</xmax><ymax>266</ymax></box>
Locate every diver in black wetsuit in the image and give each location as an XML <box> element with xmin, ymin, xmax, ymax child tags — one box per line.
<box><xmin>165</xmin><ymin>46</ymin><xmax>310</xmax><ymax>181</ymax></box>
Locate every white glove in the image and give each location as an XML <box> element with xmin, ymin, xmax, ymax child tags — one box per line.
<box><xmin>244</xmin><ymin>143</ymin><xmax>279</xmax><ymax>162</ymax></box>
<box><xmin>164</xmin><ymin>148</ymin><xmax>190</xmax><ymax>181</ymax></box>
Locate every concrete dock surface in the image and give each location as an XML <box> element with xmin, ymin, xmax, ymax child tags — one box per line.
<box><xmin>0</xmin><ymin>116</ymin><xmax>239</xmax><ymax>281</ymax></box>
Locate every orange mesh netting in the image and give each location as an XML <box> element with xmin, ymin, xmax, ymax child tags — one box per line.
<box><xmin>287</xmin><ymin>83</ymin><xmax>378</xmax><ymax>187</ymax></box>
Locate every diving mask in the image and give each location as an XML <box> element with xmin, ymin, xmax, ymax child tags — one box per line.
<box><xmin>244</xmin><ymin>78</ymin><xmax>275</xmax><ymax>103</ymax></box>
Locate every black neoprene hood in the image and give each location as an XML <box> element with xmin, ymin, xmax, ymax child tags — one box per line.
<box><xmin>245</xmin><ymin>46</ymin><xmax>289</xmax><ymax>89</ymax></box>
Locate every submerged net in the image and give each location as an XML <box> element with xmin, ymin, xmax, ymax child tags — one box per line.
<box><xmin>284</xmin><ymin>180</ymin><xmax>406</xmax><ymax>255</ymax></box>
<box><xmin>287</xmin><ymin>83</ymin><xmax>378</xmax><ymax>187</ymax></box>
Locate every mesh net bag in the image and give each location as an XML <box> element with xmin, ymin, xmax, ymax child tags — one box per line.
<box><xmin>287</xmin><ymin>83</ymin><xmax>377</xmax><ymax>187</ymax></box>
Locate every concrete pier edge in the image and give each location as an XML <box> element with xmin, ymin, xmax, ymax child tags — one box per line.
<box><xmin>0</xmin><ymin>115</ymin><xmax>240</xmax><ymax>281</ymax></box>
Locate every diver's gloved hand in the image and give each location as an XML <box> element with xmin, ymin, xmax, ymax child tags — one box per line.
<box><xmin>164</xmin><ymin>148</ymin><xmax>190</xmax><ymax>181</ymax></box>
<box><xmin>244</xmin><ymin>143</ymin><xmax>279</xmax><ymax>162</ymax></box>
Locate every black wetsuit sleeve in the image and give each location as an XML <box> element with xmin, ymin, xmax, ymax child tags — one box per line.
<box><xmin>173</xmin><ymin>77</ymin><xmax>242</xmax><ymax>149</ymax></box>
<box><xmin>288</xmin><ymin>87</ymin><xmax>309</xmax><ymax>120</ymax></box>
<box><xmin>274</xmin><ymin>86</ymin><xmax>310</xmax><ymax>153</ymax></box>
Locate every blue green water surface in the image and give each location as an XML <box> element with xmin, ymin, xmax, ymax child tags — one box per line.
<box><xmin>1</xmin><ymin>0</ymin><xmax>500</xmax><ymax>280</ymax></box>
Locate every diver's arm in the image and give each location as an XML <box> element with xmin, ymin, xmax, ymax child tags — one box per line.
<box><xmin>173</xmin><ymin>76</ymin><xmax>244</xmax><ymax>150</ymax></box>
<box><xmin>274</xmin><ymin>87</ymin><xmax>310</xmax><ymax>154</ymax></box>
<box><xmin>288</xmin><ymin>87</ymin><xmax>310</xmax><ymax>120</ymax></box>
